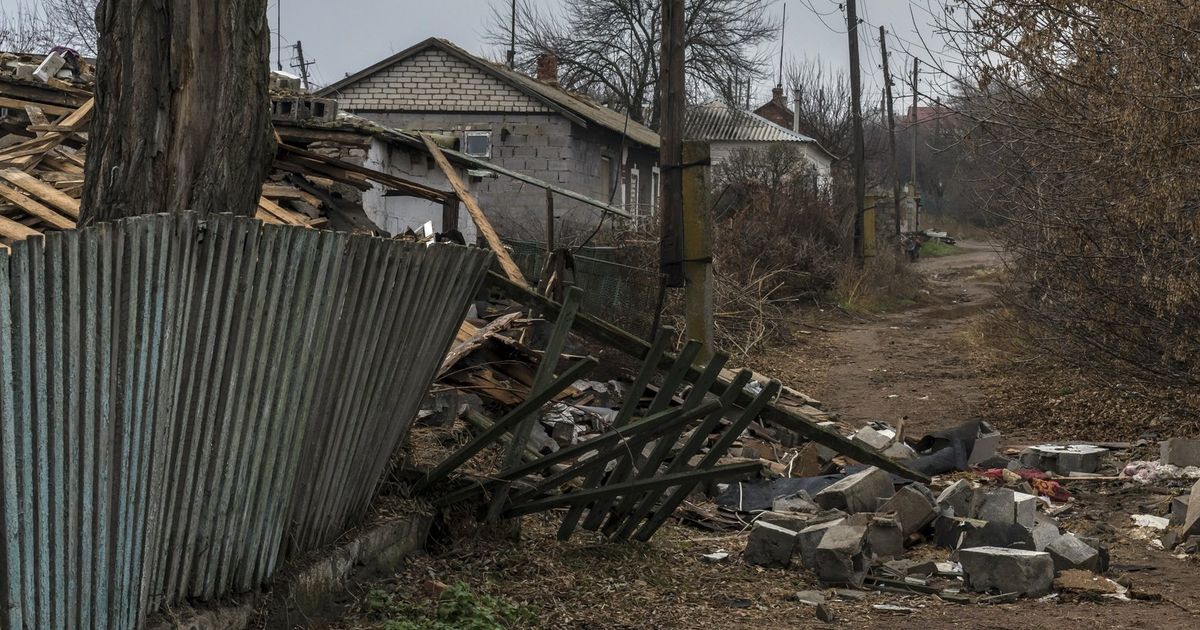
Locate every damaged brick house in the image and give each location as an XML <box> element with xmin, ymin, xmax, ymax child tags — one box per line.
<box><xmin>318</xmin><ymin>38</ymin><xmax>661</xmax><ymax>242</ymax></box>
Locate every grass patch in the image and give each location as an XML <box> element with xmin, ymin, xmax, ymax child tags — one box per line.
<box><xmin>920</xmin><ymin>240</ymin><xmax>963</xmax><ymax>257</ymax></box>
<box><xmin>830</xmin><ymin>250</ymin><xmax>926</xmax><ymax>313</ymax></box>
<box><xmin>366</xmin><ymin>582</ymin><xmax>536</xmax><ymax>630</ymax></box>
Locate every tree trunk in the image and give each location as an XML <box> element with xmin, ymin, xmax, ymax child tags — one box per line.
<box><xmin>81</xmin><ymin>0</ymin><xmax>274</xmax><ymax>223</ymax></box>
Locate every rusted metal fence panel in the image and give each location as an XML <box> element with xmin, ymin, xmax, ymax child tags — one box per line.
<box><xmin>0</xmin><ymin>213</ymin><xmax>491</xmax><ymax>629</ymax></box>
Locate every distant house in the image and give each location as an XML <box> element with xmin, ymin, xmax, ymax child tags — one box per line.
<box><xmin>684</xmin><ymin>100</ymin><xmax>835</xmax><ymax>181</ymax></box>
<box><xmin>318</xmin><ymin>38</ymin><xmax>661</xmax><ymax>241</ymax></box>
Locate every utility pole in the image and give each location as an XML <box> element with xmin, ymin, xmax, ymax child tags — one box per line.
<box><xmin>879</xmin><ymin>26</ymin><xmax>901</xmax><ymax>236</ymax></box>
<box><xmin>276</xmin><ymin>0</ymin><xmax>283</xmax><ymax>71</ymax></box>
<box><xmin>508</xmin><ymin>0</ymin><xmax>517</xmax><ymax>69</ymax></box>
<box><xmin>291</xmin><ymin>40</ymin><xmax>315</xmax><ymax>90</ymax></box>
<box><xmin>911</xmin><ymin>58</ymin><xmax>919</xmax><ymax>187</ymax></box>
<box><xmin>911</xmin><ymin>58</ymin><xmax>920</xmax><ymax>230</ymax></box>
<box><xmin>659</xmin><ymin>0</ymin><xmax>685</xmax><ymax>287</ymax></box>
<box><xmin>777</xmin><ymin>3</ymin><xmax>786</xmax><ymax>88</ymax></box>
<box><xmin>846</xmin><ymin>0</ymin><xmax>866</xmax><ymax>260</ymax></box>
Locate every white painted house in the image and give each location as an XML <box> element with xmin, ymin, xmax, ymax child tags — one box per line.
<box><xmin>684</xmin><ymin>100</ymin><xmax>836</xmax><ymax>182</ymax></box>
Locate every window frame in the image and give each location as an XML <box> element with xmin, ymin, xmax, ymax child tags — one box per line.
<box><xmin>463</xmin><ymin>130</ymin><xmax>492</xmax><ymax>158</ymax></box>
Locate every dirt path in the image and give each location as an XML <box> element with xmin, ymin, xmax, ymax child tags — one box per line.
<box><xmin>813</xmin><ymin>240</ymin><xmax>1005</xmax><ymax>437</ymax></box>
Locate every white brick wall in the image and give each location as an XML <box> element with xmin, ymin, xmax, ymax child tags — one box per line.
<box><xmin>332</xmin><ymin>49</ymin><xmax>552</xmax><ymax>114</ymax></box>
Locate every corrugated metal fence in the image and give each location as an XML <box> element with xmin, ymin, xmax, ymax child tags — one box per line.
<box><xmin>0</xmin><ymin>213</ymin><xmax>492</xmax><ymax>629</ymax></box>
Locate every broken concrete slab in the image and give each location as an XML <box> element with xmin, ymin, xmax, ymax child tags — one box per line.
<box><xmin>1019</xmin><ymin>444</ymin><xmax>1107</xmax><ymax>475</ymax></box>
<box><xmin>773</xmin><ymin>490</ymin><xmax>820</xmax><ymax>514</ymax></box>
<box><xmin>879</xmin><ymin>485</ymin><xmax>938</xmax><ymax>536</ymax></box>
<box><xmin>1031</xmin><ymin>515</ymin><xmax>1061</xmax><ymax>552</ymax></box>
<box><xmin>813</xmin><ymin>523</ymin><xmax>869</xmax><ymax>587</ymax></box>
<box><xmin>1161</xmin><ymin>438</ymin><xmax>1200</xmax><ymax>467</ymax></box>
<box><xmin>852</xmin><ymin>426</ymin><xmax>895</xmax><ymax>451</ymax></box>
<box><xmin>1170</xmin><ymin>495</ymin><xmax>1190</xmax><ymax>528</ymax></box>
<box><xmin>1046</xmin><ymin>533</ymin><xmax>1103</xmax><ymax>573</ymax></box>
<box><xmin>936</xmin><ymin>479</ymin><xmax>974</xmax><ymax>518</ymax></box>
<box><xmin>813</xmin><ymin>466</ymin><xmax>895</xmax><ymax>514</ymax></box>
<box><xmin>793</xmin><ymin>590</ymin><xmax>826</xmax><ymax>606</ymax></box>
<box><xmin>968</xmin><ymin>421</ymin><xmax>1002</xmax><ymax>466</ymax></box>
<box><xmin>960</xmin><ymin>521</ymin><xmax>1036</xmax><ymax>552</ymax></box>
<box><xmin>758</xmin><ymin>511</ymin><xmax>815</xmax><ymax>532</ymax></box>
<box><xmin>1013</xmin><ymin>491</ymin><xmax>1037</xmax><ymax>529</ymax></box>
<box><xmin>933</xmin><ymin>516</ymin><xmax>987</xmax><ymax>550</ymax></box>
<box><xmin>1183</xmin><ymin>479</ymin><xmax>1200</xmax><ymax>537</ymax></box>
<box><xmin>744</xmin><ymin>521</ymin><xmax>799</xmax><ymax>568</ymax></box>
<box><xmin>864</xmin><ymin>516</ymin><xmax>905</xmax><ymax>560</ymax></box>
<box><xmin>797</xmin><ymin>518</ymin><xmax>847</xmax><ymax>569</ymax></box>
<box><xmin>959</xmin><ymin>547</ymin><xmax>1055</xmax><ymax>597</ymax></box>
<box><xmin>883</xmin><ymin>442</ymin><xmax>918</xmax><ymax>461</ymax></box>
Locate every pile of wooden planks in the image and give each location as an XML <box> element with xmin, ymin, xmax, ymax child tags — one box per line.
<box><xmin>0</xmin><ymin>70</ymin><xmax>463</xmax><ymax>243</ymax></box>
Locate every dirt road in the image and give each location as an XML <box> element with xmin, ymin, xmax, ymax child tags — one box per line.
<box><xmin>813</xmin><ymin>240</ymin><xmax>1006</xmax><ymax>437</ymax></box>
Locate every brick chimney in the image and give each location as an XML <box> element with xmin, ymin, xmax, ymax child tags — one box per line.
<box><xmin>771</xmin><ymin>85</ymin><xmax>787</xmax><ymax>109</ymax></box>
<box><xmin>536</xmin><ymin>53</ymin><xmax>559</xmax><ymax>86</ymax></box>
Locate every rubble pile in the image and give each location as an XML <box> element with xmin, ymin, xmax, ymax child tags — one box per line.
<box><xmin>693</xmin><ymin>417</ymin><xmax>1200</xmax><ymax>611</ymax></box>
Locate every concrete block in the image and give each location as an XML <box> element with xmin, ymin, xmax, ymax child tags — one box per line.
<box><xmin>1182</xmin><ymin>479</ymin><xmax>1200</xmax><ymax>537</ymax></box>
<box><xmin>960</xmin><ymin>521</ymin><xmax>1036</xmax><ymax>552</ymax></box>
<box><xmin>1046</xmin><ymin>534</ymin><xmax>1103</xmax><ymax>573</ymax></box>
<box><xmin>813</xmin><ymin>467</ymin><xmax>895</xmax><ymax>514</ymax></box>
<box><xmin>936</xmin><ymin>480</ymin><xmax>974</xmax><ymax>518</ymax></box>
<box><xmin>1161</xmin><ymin>438</ymin><xmax>1200</xmax><ymax>467</ymax></box>
<box><xmin>879</xmin><ymin>485</ymin><xmax>938</xmax><ymax>536</ymax></box>
<box><xmin>865</xmin><ymin>516</ymin><xmax>905</xmax><ymax>560</ymax></box>
<box><xmin>1031</xmin><ymin>515</ymin><xmax>1061</xmax><ymax>552</ymax></box>
<box><xmin>1075</xmin><ymin>536</ymin><xmax>1110</xmax><ymax>573</ymax></box>
<box><xmin>933</xmin><ymin>515</ymin><xmax>986</xmax><ymax>549</ymax></box>
<box><xmin>1019</xmin><ymin>444</ymin><xmax>1107</xmax><ymax>474</ymax></box>
<box><xmin>959</xmin><ymin>547</ymin><xmax>1055</xmax><ymax>596</ymax></box>
<box><xmin>744</xmin><ymin>521</ymin><xmax>799</xmax><ymax>568</ymax></box>
<box><xmin>968</xmin><ymin>422</ymin><xmax>1002</xmax><ymax>466</ymax></box>
<box><xmin>972</xmin><ymin>488</ymin><xmax>1035</xmax><ymax>527</ymax></box>
<box><xmin>1170</xmin><ymin>495</ymin><xmax>1190</xmax><ymax>528</ymax></box>
<box><xmin>973</xmin><ymin>487</ymin><xmax>1016</xmax><ymax>523</ymax></box>
<box><xmin>813</xmin><ymin>524</ymin><xmax>869</xmax><ymax>587</ymax></box>
<box><xmin>758</xmin><ymin>511</ymin><xmax>814</xmax><ymax>532</ymax></box>
<box><xmin>852</xmin><ymin>426</ymin><xmax>893</xmax><ymax>451</ymax></box>
<box><xmin>773</xmin><ymin>491</ymin><xmax>820</xmax><ymax>514</ymax></box>
<box><xmin>797</xmin><ymin>518</ymin><xmax>846</xmax><ymax>568</ymax></box>
<box><xmin>1013</xmin><ymin>491</ymin><xmax>1038</xmax><ymax>529</ymax></box>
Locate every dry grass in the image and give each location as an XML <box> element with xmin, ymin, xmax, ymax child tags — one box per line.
<box><xmin>831</xmin><ymin>249</ymin><xmax>926</xmax><ymax>313</ymax></box>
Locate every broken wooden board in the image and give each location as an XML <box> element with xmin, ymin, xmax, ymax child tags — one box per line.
<box><xmin>420</xmin><ymin>134</ymin><xmax>530</xmax><ymax>290</ymax></box>
<box><xmin>483</xmin><ymin>271</ymin><xmax>931</xmax><ymax>483</ymax></box>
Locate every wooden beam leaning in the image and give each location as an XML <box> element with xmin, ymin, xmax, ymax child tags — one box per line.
<box><xmin>504</xmin><ymin>461</ymin><xmax>762</xmax><ymax>519</ymax></box>
<box><xmin>421</xmin><ymin>134</ymin><xmax>530</xmax><ymax>289</ymax></box>
<box><xmin>412</xmin><ymin>356</ymin><xmax>597</xmax><ymax>494</ymax></box>
<box><xmin>483</xmin><ymin>271</ymin><xmax>931</xmax><ymax>482</ymax></box>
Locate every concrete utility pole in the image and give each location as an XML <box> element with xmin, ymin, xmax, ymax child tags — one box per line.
<box><xmin>659</xmin><ymin>0</ymin><xmax>685</xmax><ymax>287</ymax></box>
<box><xmin>682</xmin><ymin>141</ymin><xmax>713</xmax><ymax>361</ymax></box>
<box><xmin>846</xmin><ymin>0</ymin><xmax>866</xmax><ymax>260</ymax></box>
<box><xmin>879</xmin><ymin>27</ymin><xmax>902</xmax><ymax>236</ymax></box>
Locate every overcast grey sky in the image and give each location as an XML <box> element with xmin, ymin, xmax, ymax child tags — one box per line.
<box><xmin>267</xmin><ymin>0</ymin><xmax>947</xmax><ymax>101</ymax></box>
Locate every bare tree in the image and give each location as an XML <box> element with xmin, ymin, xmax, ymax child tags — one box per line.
<box><xmin>0</xmin><ymin>0</ymin><xmax>98</xmax><ymax>54</ymax></box>
<box><xmin>786</xmin><ymin>59</ymin><xmax>855</xmax><ymax>157</ymax></box>
<box><xmin>81</xmin><ymin>0</ymin><xmax>275</xmax><ymax>223</ymax></box>
<box><xmin>939</xmin><ymin>0</ymin><xmax>1200</xmax><ymax>414</ymax></box>
<box><xmin>487</xmin><ymin>0</ymin><xmax>777</xmax><ymax>126</ymax></box>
